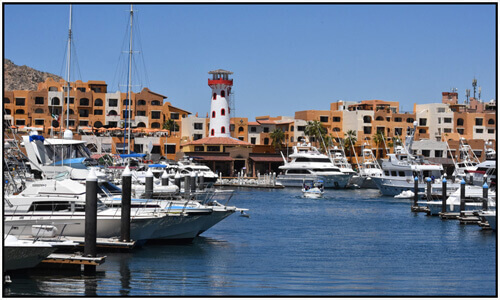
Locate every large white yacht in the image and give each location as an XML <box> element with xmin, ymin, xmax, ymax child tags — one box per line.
<box><xmin>328</xmin><ymin>146</ymin><xmax>358</xmax><ymax>184</ymax></box>
<box><xmin>371</xmin><ymin>123</ymin><xmax>444</xmax><ymax>196</ymax></box>
<box><xmin>350</xmin><ymin>146</ymin><xmax>384</xmax><ymax>189</ymax></box>
<box><xmin>276</xmin><ymin>139</ymin><xmax>351</xmax><ymax>188</ymax></box>
<box><xmin>450</xmin><ymin>138</ymin><xmax>480</xmax><ymax>179</ymax></box>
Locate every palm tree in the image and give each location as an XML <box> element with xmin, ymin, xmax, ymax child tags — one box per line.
<box><xmin>343</xmin><ymin>130</ymin><xmax>357</xmax><ymax>161</ymax></box>
<box><xmin>270</xmin><ymin>128</ymin><xmax>285</xmax><ymax>151</ymax></box>
<box><xmin>372</xmin><ymin>130</ymin><xmax>385</xmax><ymax>159</ymax></box>
<box><xmin>304</xmin><ymin>120</ymin><xmax>326</xmax><ymax>148</ymax></box>
<box><xmin>162</xmin><ymin>119</ymin><xmax>179</xmax><ymax>132</ymax></box>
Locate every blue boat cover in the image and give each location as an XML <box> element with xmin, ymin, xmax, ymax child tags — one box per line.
<box><xmin>29</xmin><ymin>135</ymin><xmax>45</xmax><ymax>142</ymax></box>
<box><xmin>119</xmin><ymin>153</ymin><xmax>146</xmax><ymax>158</ymax></box>
<box><xmin>148</xmin><ymin>164</ymin><xmax>166</xmax><ymax>168</ymax></box>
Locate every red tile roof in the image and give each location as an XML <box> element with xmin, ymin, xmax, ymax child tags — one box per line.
<box><xmin>182</xmin><ymin>136</ymin><xmax>252</xmax><ymax>146</ymax></box>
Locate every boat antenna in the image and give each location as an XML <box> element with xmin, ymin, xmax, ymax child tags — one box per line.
<box><xmin>66</xmin><ymin>4</ymin><xmax>72</xmax><ymax>131</ymax></box>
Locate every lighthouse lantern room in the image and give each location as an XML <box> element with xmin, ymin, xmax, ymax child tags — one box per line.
<box><xmin>208</xmin><ymin>69</ymin><xmax>233</xmax><ymax>138</ymax></box>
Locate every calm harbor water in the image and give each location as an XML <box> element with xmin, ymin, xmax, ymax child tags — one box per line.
<box><xmin>4</xmin><ymin>188</ymin><xmax>496</xmax><ymax>296</ymax></box>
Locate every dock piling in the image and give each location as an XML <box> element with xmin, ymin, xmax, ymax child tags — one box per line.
<box><xmin>161</xmin><ymin>170</ymin><xmax>169</xmax><ymax>186</ymax></box>
<box><xmin>145</xmin><ymin>169</ymin><xmax>154</xmax><ymax>199</ymax></box>
<box><xmin>460</xmin><ymin>179</ymin><xmax>466</xmax><ymax>217</ymax></box>
<box><xmin>482</xmin><ymin>182</ymin><xmax>489</xmax><ymax>211</ymax></box>
<box><xmin>174</xmin><ymin>172</ymin><xmax>181</xmax><ymax>190</ymax></box>
<box><xmin>84</xmin><ymin>168</ymin><xmax>98</xmax><ymax>273</ymax></box>
<box><xmin>441</xmin><ymin>176</ymin><xmax>447</xmax><ymax>213</ymax></box>
<box><xmin>121</xmin><ymin>166</ymin><xmax>131</xmax><ymax>242</ymax></box>
<box><xmin>413</xmin><ymin>176</ymin><xmax>419</xmax><ymax>207</ymax></box>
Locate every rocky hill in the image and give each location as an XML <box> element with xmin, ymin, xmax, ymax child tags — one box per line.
<box><xmin>3</xmin><ymin>59</ymin><xmax>63</xmax><ymax>91</ymax></box>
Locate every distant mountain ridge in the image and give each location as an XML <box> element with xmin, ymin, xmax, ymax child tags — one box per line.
<box><xmin>3</xmin><ymin>59</ymin><xmax>63</xmax><ymax>91</ymax></box>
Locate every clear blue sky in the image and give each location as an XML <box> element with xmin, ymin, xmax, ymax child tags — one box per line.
<box><xmin>4</xmin><ymin>4</ymin><xmax>496</xmax><ymax>119</ymax></box>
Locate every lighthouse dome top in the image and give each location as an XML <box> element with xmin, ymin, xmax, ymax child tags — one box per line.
<box><xmin>208</xmin><ymin>69</ymin><xmax>233</xmax><ymax>75</ymax></box>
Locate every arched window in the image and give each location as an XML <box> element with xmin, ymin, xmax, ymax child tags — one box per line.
<box><xmin>5</xmin><ymin>109</ymin><xmax>11</xmax><ymax>114</ymax></box>
<box><xmin>213</xmin><ymin>93</ymin><xmax>217</xmax><ymax>100</ymax></box>
<box><xmin>4</xmin><ymin>98</ymin><xmax>10</xmax><ymax>103</ymax></box>
<box><xmin>376</xmin><ymin>116</ymin><xmax>384</xmax><ymax>121</ymax></box>
<box><xmin>238</xmin><ymin>126</ymin><xmax>244</xmax><ymax>132</ymax></box>
<box><xmin>15</xmin><ymin>109</ymin><xmax>25</xmax><ymax>114</ymax></box>
<box><xmin>211</xmin><ymin>129</ymin><xmax>215</xmax><ymax>136</ymax></box>
<box><xmin>80</xmin><ymin>98</ymin><xmax>89</xmax><ymax>106</ymax></box>
<box><xmin>151</xmin><ymin>100</ymin><xmax>161</xmax><ymax>106</ymax></box>
<box><xmin>363</xmin><ymin>116</ymin><xmax>372</xmax><ymax>123</ymax></box>
<box><xmin>488</xmin><ymin>119</ymin><xmax>494</xmax><ymax>125</ymax></box>
<box><xmin>51</xmin><ymin>97</ymin><xmax>60</xmax><ymax>105</ymax></box>
<box><xmin>34</xmin><ymin>108</ymin><xmax>44</xmax><ymax>114</ymax></box>
<box><xmin>137</xmin><ymin>122</ymin><xmax>146</xmax><ymax>127</ymax></box>
<box><xmin>138</xmin><ymin>99</ymin><xmax>146</xmax><ymax>106</ymax></box>
<box><xmin>221</xmin><ymin>126</ymin><xmax>226</xmax><ymax>134</ymax></box>
<box><xmin>94</xmin><ymin>98</ymin><xmax>103</xmax><ymax>106</ymax></box>
<box><xmin>264</xmin><ymin>138</ymin><xmax>269</xmax><ymax>145</ymax></box>
<box><xmin>221</xmin><ymin>108</ymin><xmax>225</xmax><ymax>116</ymax></box>
<box><xmin>94</xmin><ymin>121</ymin><xmax>103</xmax><ymax>128</ymax></box>
<box><xmin>221</xmin><ymin>90</ymin><xmax>225</xmax><ymax>97</ymax></box>
<box><xmin>212</xmin><ymin>111</ymin><xmax>216</xmax><ymax>118</ymax></box>
<box><xmin>151</xmin><ymin>122</ymin><xmax>161</xmax><ymax>128</ymax></box>
<box><xmin>457</xmin><ymin>118</ymin><xmax>464</xmax><ymax>126</ymax></box>
<box><xmin>108</xmin><ymin>110</ymin><xmax>118</xmax><ymax>116</ymax></box>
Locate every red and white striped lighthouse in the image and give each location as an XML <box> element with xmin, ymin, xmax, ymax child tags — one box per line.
<box><xmin>208</xmin><ymin>69</ymin><xmax>233</xmax><ymax>137</ymax></box>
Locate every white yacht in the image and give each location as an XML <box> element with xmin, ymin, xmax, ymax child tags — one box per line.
<box><xmin>371</xmin><ymin>122</ymin><xmax>444</xmax><ymax>196</ymax></box>
<box><xmin>3</xmin><ymin>234</ymin><xmax>56</xmax><ymax>271</ymax></box>
<box><xmin>328</xmin><ymin>146</ymin><xmax>358</xmax><ymax>185</ymax></box>
<box><xmin>352</xmin><ymin>146</ymin><xmax>384</xmax><ymax>189</ymax></box>
<box><xmin>450</xmin><ymin>138</ymin><xmax>480</xmax><ymax>179</ymax></box>
<box><xmin>276</xmin><ymin>140</ymin><xmax>351</xmax><ymax>188</ymax></box>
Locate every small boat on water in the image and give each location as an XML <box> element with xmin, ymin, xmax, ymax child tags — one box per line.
<box><xmin>302</xmin><ymin>180</ymin><xmax>325</xmax><ymax>198</ymax></box>
<box><xmin>394</xmin><ymin>190</ymin><xmax>415</xmax><ymax>199</ymax></box>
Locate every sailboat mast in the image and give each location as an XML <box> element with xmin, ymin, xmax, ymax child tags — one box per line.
<box><xmin>126</xmin><ymin>4</ymin><xmax>134</xmax><ymax>155</ymax></box>
<box><xmin>65</xmin><ymin>5</ymin><xmax>72</xmax><ymax>132</ymax></box>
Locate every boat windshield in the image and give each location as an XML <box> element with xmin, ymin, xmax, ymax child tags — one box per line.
<box><xmin>44</xmin><ymin>143</ymin><xmax>92</xmax><ymax>162</ymax></box>
<box><xmin>295</xmin><ymin>158</ymin><xmax>332</xmax><ymax>163</ymax></box>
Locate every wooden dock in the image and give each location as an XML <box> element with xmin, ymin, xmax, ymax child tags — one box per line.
<box><xmin>41</xmin><ymin>253</ymin><xmax>106</xmax><ymax>266</ymax></box>
<box><xmin>68</xmin><ymin>237</ymin><xmax>137</xmax><ymax>250</ymax></box>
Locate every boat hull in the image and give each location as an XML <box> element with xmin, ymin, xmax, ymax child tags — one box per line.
<box><xmin>4</xmin><ymin>245</ymin><xmax>55</xmax><ymax>271</ymax></box>
<box><xmin>277</xmin><ymin>174</ymin><xmax>350</xmax><ymax>189</ymax></box>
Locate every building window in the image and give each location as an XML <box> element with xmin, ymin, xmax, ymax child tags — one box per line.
<box><xmin>435</xmin><ymin>150</ymin><xmax>443</xmax><ymax>157</ymax></box>
<box><xmin>238</xmin><ymin>137</ymin><xmax>244</xmax><ymax>141</ymax></box>
<box><xmin>123</xmin><ymin>99</ymin><xmax>132</xmax><ymax>106</ymax></box>
<box><xmin>194</xmin><ymin>123</ymin><xmax>203</xmax><ymax>130</ymax></box>
<box><xmin>108</xmin><ymin>110</ymin><xmax>118</xmax><ymax>116</ymax></box>
<box><xmin>79</xmin><ymin>120</ymin><xmax>89</xmax><ymax>126</ymax></box>
<box><xmin>4</xmin><ymin>98</ymin><xmax>10</xmax><ymax>103</ymax></box>
<box><xmin>221</xmin><ymin>108</ymin><xmax>225</xmax><ymax>116</ymax></box>
<box><xmin>137</xmin><ymin>110</ymin><xmax>146</xmax><ymax>116</ymax></box>
<box><xmin>263</xmin><ymin>127</ymin><xmax>269</xmax><ymax>133</ymax></box>
<box><xmin>457</xmin><ymin>128</ymin><xmax>464</xmax><ymax>134</ymax></box>
<box><xmin>151</xmin><ymin>100</ymin><xmax>161</xmax><ymax>106</ymax></box>
<box><xmin>320</xmin><ymin>116</ymin><xmax>329</xmax><ymax>122</ymax></box>
<box><xmin>151</xmin><ymin>111</ymin><xmax>161</xmax><ymax>119</ymax></box>
<box><xmin>238</xmin><ymin>126</ymin><xmax>244</xmax><ymax>132</ymax></box>
<box><xmin>151</xmin><ymin>122</ymin><xmax>161</xmax><ymax>128</ymax></box>
<box><xmin>488</xmin><ymin>119</ymin><xmax>495</xmax><ymax>125</ymax></box>
<box><xmin>488</xmin><ymin>129</ymin><xmax>494</xmax><ymax>134</ymax></box>
<box><xmin>94</xmin><ymin>98</ymin><xmax>103</xmax><ymax>106</ymax></box>
<box><xmin>193</xmin><ymin>134</ymin><xmax>203</xmax><ymax>140</ymax></box>
<box><xmin>419</xmin><ymin>129</ymin><xmax>426</xmax><ymax>134</ymax></box>
<box><xmin>211</xmin><ymin>129</ymin><xmax>215</xmax><ymax>136</ymax></box>
<box><xmin>15</xmin><ymin>98</ymin><xmax>25</xmax><ymax>106</ymax></box>
<box><xmin>444</xmin><ymin>118</ymin><xmax>452</xmax><ymax>123</ymax></box>
<box><xmin>333</xmin><ymin>127</ymin><xmax>340</xmax><ymax>132</ymax></box>
<box><xmin>64</xmin><ymin>97</ymin><xmax>74</xmax><ymax>104</ymax></box>
<box><xmin>406</xmin><ymin>118</ymin><xmax>414</xmax><ymax>123</ymax></box>
<box><xmin>34</xmin><ymin>119</ymin><xmax>44</xmax><ymax>125</ymax></box>
<box><xmin>122</xmin><ymin>110</ymin><xmax>132</xmax><ymax>118</ymax></box>
<box><xmin>221</xmin><ymin>126</ymin><xmax>226</xmax><ymax>134</ymax></box>
<box><xmin>421</xmin><ymin>150</ymin><xmax>431</xmax><ymax>157</ymax></box>
<box><xmin>394</xmin><ymin>128</ymin><xmax>402</xmax><ymax>136</ymax></box>
<box><xmin>475</xmin><ymin>128</ymin><xmax>483</xmax><ymax>134</ymax></box>
<box><xmin>194</xmin><ymin>145</ymin><xmax>204</xmax><ymax>151</ymax></box>
<box><xmin>376</xmin><ymin>116</ymin><xmax>384</xmax><ymax>121</ymax></box>
<box><xmin>332</xmin><ymin>117</ymin><xmax>341</xmax><ymax>122</ymax></box>
<box><xmin>437</xmin><ymin>107</ymin><xmax>445</xmax><ymax>113</ymax></box>
<box><xmin>34</xmin><ymin>108</ymin><xmax>44</xmax><ymax>114</ymax></box>
<box><xmin>5</xmin><ymin>109</ymin><xmax>11</xmax><ymax>114</ymax></box>
<box><xmin>221</xmin><ymin>90</ymin><xmax>225</xmax><ymax>97</ymax></box>
<box><xmin>94</xmin><ymin>109</ymin><xmax>103</xmax><ymax>115</ymax></box>
<box><xmin>79</xmin><ymin>109</ymin><xmax>89</xmax><ymax>117</ymax></box>
<box><xmin>394</xmin><ymin>117</ymin><xmax>402</xmax><ymax>122</ymax></box>
<box><xmin>165</xmin><ymin>144</ymin><xmax>176</xmax><ymax>154</ymax></box>
<box><xmin>251</xmin><ymin>137</ymin><xmax>256</xmax><ymax>144</ymax></box>
<box><xmin>108</xmin><ymin>121</ymin><xmax>118</xmax><ymax>127</ymax></box>
<box><xmin>137</xmin><ymin>122</ymin><xmax>146</xmax><ymax>127</ymax></box>
<box><xmin>213</xmin><ymin>93</ymin><xmax>217</xmax><ymax>100</ymax></box>
<box><xmin>35</xmin><ymin>97</ymin><xmax>44</xmax><ymax>105</ymax></box>
<box><xmin>419</xmin><ymin>118</ymin><xmax>427</xmax><ymax>126</ymax></box>
<box><xmin>230</xmin><ymin>124</ymin><xmax>235</xmax><ymax>132</ymax></box>
<box><xmin>80</xmin><ymin>98</ymin><xmax>89</xmax><ymax>106</ymax></box>
<box><xmin>15</xmin><ymin>109</ymin><xmax>25</xmax><ymax>114</ymax></box>
<box><xmin>250</xmin><ymin>127</ymin><xmax>256</xmax><ymax>132</ymax></box>
<box><xmin>363</xmin><ymin>116</ymin><xmax>372</xmax><ymax>123</ymax></box>
<box><xmin>212</xmin><ymin>111</ymin><xmax>216</xmax><ymax>118</ymax></box>
<box><xmin>108</xmin><ymin>99</ymin><xmax>118</xmax><ymax>107</ymax></box>
<box><xmin>138</xmin><ymin>99</ymin><xmax>146</xmax><ymax>106</ymax></box>
<box><xmin>207</xmin><ymin>146</ymin><xmax>220</xmax><ymax>152</ymax></box>
<box><xmin>457</xmin><ymin>118</ymin><xmax>464</xmax><ymax>126</ymax></box>
<box><xmin>363</xmin><ymin>126</ymin><xmax>372</xmax><ymax>134</ymax></box>
<box><xmin>475</xmin><ymin>118</ymin><xmax>483</xmax><ymax>126</ymax></box>
<box><xmin>170</xmin><ymin>112</ymin><xmax>179</xmax><ymax>120</ymax></box>
<box><xmin>94</xmin><ymin>121</ymin><xmax>103</xmax><ymax>128</ymax></box>
<box><xmin>443</xmin><ymin>128</ymin><xmax>451</xmax><ymax>133</ymax></box>
<box><xmin>264</xmin><ymin>138</ymin><xmax>269</xmax><ymax>145</ymax></box>
<box><xmin>16</xmin><ymin>119</ymin><xmax>26</xmax><ymax>126</ymax></box>
<box><xmin>297</xmin><ymin>126</ymin><xmax>306</xmax><ymax>131</ymax></box>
